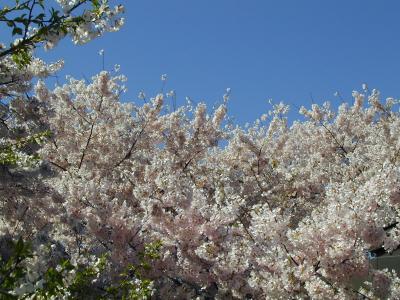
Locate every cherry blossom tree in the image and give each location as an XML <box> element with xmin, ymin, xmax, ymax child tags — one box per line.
<box><xmin>2</xmin><ymin>1</ymin><xmax>400</xmax><ymax>299</ymax></box>
<box><xmin>27</xmin><ymin>70</ymin><xmax>400</xmax><ymax>299</ymax></box>
<box><xmin>1</xmin><ymin>0</ymin><xmax>124</xmax><ymax>167</ymax></box>
<box><xmin>0</xmin><ymin>1</ymin><xmax>132</xmax><ymax>298</ymax></box>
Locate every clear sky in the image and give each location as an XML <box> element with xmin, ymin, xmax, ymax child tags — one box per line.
<box><xmin>39</xmin><ymin>0</ymin><xmax>400</xmax><ymax>124</ymax></box>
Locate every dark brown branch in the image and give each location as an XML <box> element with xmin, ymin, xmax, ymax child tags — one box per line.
<box><xmin>0</xmin><ymin>0</ymin><xmax>87</xmax><ymax>59</ymax></box>
<box><xmin>49</xmin><ymin>160</ymin><xmax>67</xmax><ymax>171</ymax></box>
<box><xmin>23</xmin><ymin>0</ymin><xmax>37</xmax><ymax>41</ymax></box>
<box><xmin>115</xmin><ymin>127</ymin><xmax>145</xmax><ymax>167</ymax></box>
<box><xmin>78</xmin><ymin>122</ymin><xmax>95</xmax><ymax>169</ymax></box>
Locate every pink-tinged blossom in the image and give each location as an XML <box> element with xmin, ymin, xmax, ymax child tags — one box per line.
<box><xmin>7</xmin><ymin>69</ymin><xmax>400</xmax><ymax>298</ymax></box>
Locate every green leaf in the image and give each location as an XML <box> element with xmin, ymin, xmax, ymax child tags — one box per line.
<box><xmin>11</xmin><ymin>48</ymin><xmax>32</xmax><ymax>68</ymax></box>
<box><xmin>14</xmin><ymin>237</ymin><xmax>24</xmax><ymax>254</ymax></box>
<box><xmin>92</xmin><ymin>0</ymin><xmax>100</xmax><ymax>9</ymax></box>
<box><xmin>36</xmin><ymin>13</ymin><xmax>45</xmax><ymax>20</ymax></box>
<box><xmin>12</xmin><ymin>27</ymin><xmax>22</xmax><ymax>36</ymax></box>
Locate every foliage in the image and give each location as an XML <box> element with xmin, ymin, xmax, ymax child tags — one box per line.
<box><xmin>0</xmin><ymin>238</ymin><xmax>31</xmax><ymax>299</ymax></box>
<box><xmin>0</xmin><ymin>237</ymin><xmax>156</xmax><ymax>299</ymax></box>
<box><xmin>104</xmin><ymin>241</ymin><xmax>162</xmax><ymax>300</ymax></box>
<box><xmin>0</xmin><ymin>0</ymin><xmax>124</xmax><ymax>68</ymax></box>
<box><xmin>0</xmin><ymin>130</ymin><xmax>50</xmax><ymax>166</ymax></box>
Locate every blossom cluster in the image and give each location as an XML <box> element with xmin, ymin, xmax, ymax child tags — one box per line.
<box><xmin>49</xmin><ymin>0</ymin><xmax>125</xmax><ymax>48</ymax></box>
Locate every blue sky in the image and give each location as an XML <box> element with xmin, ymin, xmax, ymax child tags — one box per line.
<box><xmin>37</xmin><ymin>0</ymin><xmax>400</xmax><ymax>124</ymax></box>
